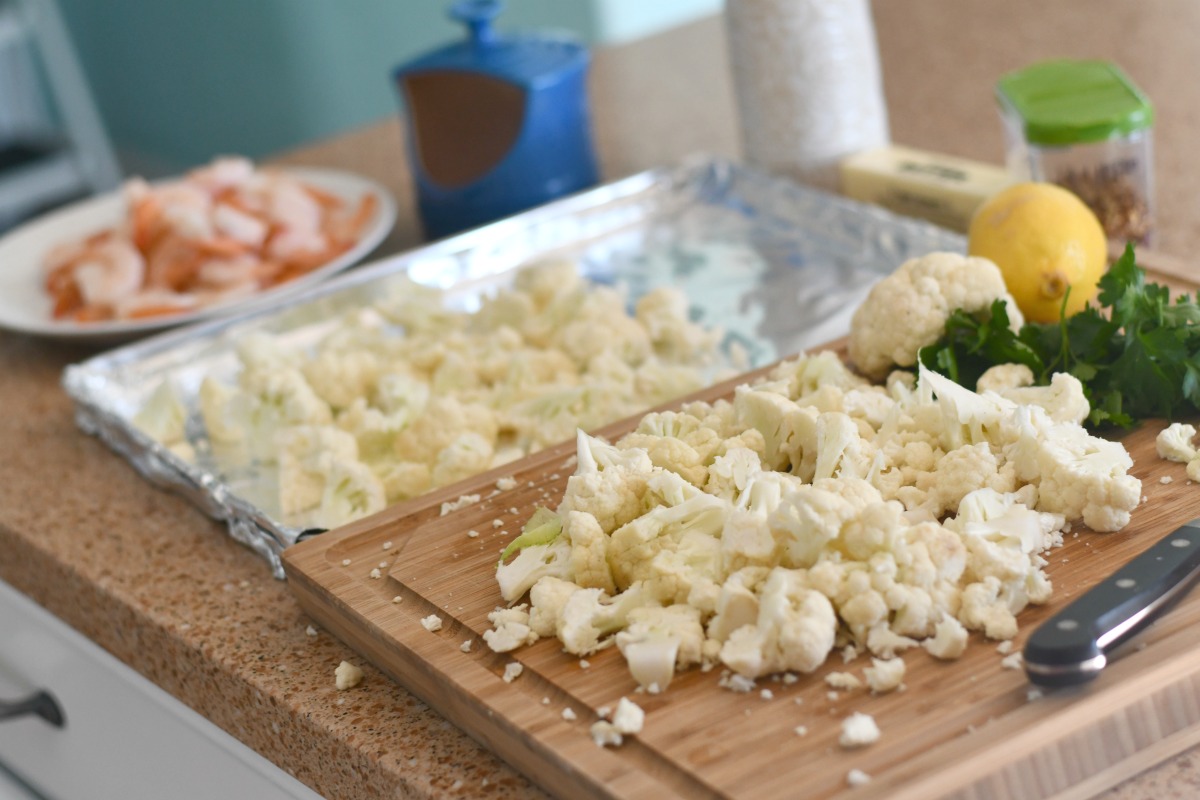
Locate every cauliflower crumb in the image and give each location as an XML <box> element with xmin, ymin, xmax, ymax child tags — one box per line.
<box><xmin>579</xmin><ymin>659</ymin><xmax>591</xmax><ymax>669</ymax></box>
<box><xmin>996</xmin><ymin>640</ymin><xmax>1013</xmax><ymax>655</ymax></box>
<box><xmin>392</xmin><ymin>595</ymin><xmax>403</xmax><ymax>604</ymax></box>
<box><xmin>794</xmin><ymin>725</ymin><xmax>808</xmax><ymax>737</ymax></box>
<box><xmin>611</xmin><ymin>697</ymin><xmax>645</xmax><ymax>735</ymax></box>
<box><xmin>1161</xmin><ymin>476</ymin><xmax>1174</xmax><ymax>485</ymax></box>
<box><xmin>492</xmin><ymin>519</ymin><xmax>503</xmax><ymax>529</ymax></box>
<box><xmin>720</xmin><ymin>673</ymin><xmax>757</xmax><ymax>693</ymax></box>
<box><xmin>590</xmin><ymin>721</ymin><xmax>624</xmax><ymax>748</ymax></box>
<box><xmin>562</xmin><ymin>708</ymin><xmax>577</xmax><ymax>721</ymax></box>
<box><xmin>420</xmin><ymin>614</ymin><xmax>444</xmax><ymax>632</ymax></box>
<box><xmin>1000</xmin><ymin>652</ymin><xmax>1024</xmax><ymax>670</ymax></box>
<box><xmin>369</xmin><ymin>568</ymin><xmax>382</xmax><ymax>580</ymax></box>
<box><xmin>827</xmin><ymin>691</ymin><xmax>840</xmax><ymax>702</ymax></box>
<box><xmin>382</xmin><ymin>541</ymin><xmax>393</xmax><ymax>550</ymax></box>
<box><xmin>782</xmin><ymin>673</ymin><xmax>799</xmax><ymax>685</ymax></box>
<box><xmin>441</xmin><ymin>494</ymin><xmax>482</xmax><ymax>516</ymax></box>
<box><xmin>825</xmin><ymin>672</ymin><xmax>863</xmax><ymax>691</ymax></box>
<box><xmin>502</xmin><ymin>662</ymin><xmax>523</xmax><ymax>683</ymax></box>
<box><xmin>341</xmin><ymin>559</ymin><xmax>352</xmax><ymax>566</ymax></box>
<box><xmin>922</xmin><ymin>617</ymin><xmax>969</xmax><ymax>661</ymax></box>
<box><xmin>760</xmin><ymin>689</ymin><xmax>774</xmax><ymax>700</ymax></box>
<box><xmin>335</xmin><ymin>661</ymin><xmax>363</xmax><ymax>690</ymax></box>
<box><xmin>847</xmin><ymin>769</ymin><xmax>872</xmax><ymax>787</ymax></box>
<box><xmin>596</xmin><ymin>705</ymin><xmax>612</xmax><ymax>720</ymax></box>
<box><xmin>1027</xmin><ymin>688</ymin><xmax>1043</xmax><ymax>702</ymax></box>
<box><xmin>864</xmin><ymin>657</ymin><xmax>906</xmax><ymax>693</ymax></box>
<box><xmin>467</xmin><ymin>530</ymin><xmax>480</xmax><ymax>538</ymax></box>
<box><xmin>541</xmin><ymin>697</ymin><xmax>550</xmax><ymax>705</ymax></box>
<box><xmin>840</xmin><ymin>713</ymin><xmax>881</xmax><ymax>748</ymax></box>
<box><xmin>460</xmin><ymin>640</ymin><xmax>473</xmax><ymax>653</ymax></box>
<box><xmin>496</xmin><ymin>476</ymin><xmax>518</xmax><ymax>491</ymax></box>
<box><xmin>305</xmin><ymin>625</ymin><xmax>318</xmax><ymax>637</ymax></box>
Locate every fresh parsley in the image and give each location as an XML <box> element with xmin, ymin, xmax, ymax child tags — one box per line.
<box><xmin>918</xmin><ymin>244</ymin><xmax>1200</xmax><ymax>429</ymax></box>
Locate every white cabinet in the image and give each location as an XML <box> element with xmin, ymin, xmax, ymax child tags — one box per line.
<box><xmin>0</xmin><ymin>579</ymin><xmax>323</xmax><ymax>800</ymax></box>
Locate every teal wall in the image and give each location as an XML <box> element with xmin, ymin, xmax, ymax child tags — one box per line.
<box><xmin>58</xmin><ymin>0</ymin><xmax>718</xmax><ymax>177</ymax></box>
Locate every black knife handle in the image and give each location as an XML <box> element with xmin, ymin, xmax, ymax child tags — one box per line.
<box><xmin>1024</xmin><ymin>521</ymin><xmax>1200</xmax><ymax>687</ymax></box>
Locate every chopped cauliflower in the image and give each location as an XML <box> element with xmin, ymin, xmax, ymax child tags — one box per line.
<box><xmin>187</xmin><ymin>260</ymin><xmax>725</xmax><ymax>528</ymax></box>
<box><xmin>485</xmin><ymin>288</ymin><xmax>1140</xmax><ymax>693</ymax></box>
<box><xmin>1157</xmin><ymin>423</ymin><xmax>1198</xmax><ymax>463</ymax></box>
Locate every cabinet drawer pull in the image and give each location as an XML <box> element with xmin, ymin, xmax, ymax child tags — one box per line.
<box><xmin>0</xmin><ymin>691</ymin><xmax>64</xmax><ymax>727</ymax></box>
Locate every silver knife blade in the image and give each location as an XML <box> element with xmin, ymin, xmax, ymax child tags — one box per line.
<box><xmin>1024</xmin><ymin>519</ymin><xmax>1200</xmax><ymax>687</ymax></box>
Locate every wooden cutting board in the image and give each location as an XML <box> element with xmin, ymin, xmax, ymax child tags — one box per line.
<box><xmin>283</xmin><ymin>254</ymin><xmax>1200</xmax><ymax>800</ymax></box>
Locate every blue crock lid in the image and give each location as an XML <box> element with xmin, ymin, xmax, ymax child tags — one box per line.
<box><xmin>394</xmin><ymin>0</ymin><xmax>588</xmax><ymax>89</ymax></box>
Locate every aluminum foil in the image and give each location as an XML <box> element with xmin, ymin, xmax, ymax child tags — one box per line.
<box><xmin>63</xmin><ymin>157</ymin><xmax>965</xmax><ymax>578</ymax></box>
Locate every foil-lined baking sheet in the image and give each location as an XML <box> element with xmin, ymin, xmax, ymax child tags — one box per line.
<box><xmin>63</xmin><ymin>157</ymin><xmax>965</xmax><ymax>578</ymax></box>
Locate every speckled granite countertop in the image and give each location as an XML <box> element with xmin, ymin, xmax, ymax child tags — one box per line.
<box><xmin>4</xmin><ymin>4</ymin><xmax>1200</xmax><ymax>798</ymax></box>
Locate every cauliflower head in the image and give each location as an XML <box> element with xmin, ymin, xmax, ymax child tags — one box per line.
<box><xmin>849</xmin><ymin>252</ymin><xmax>1024</xmax><ymax>381</ymax></box>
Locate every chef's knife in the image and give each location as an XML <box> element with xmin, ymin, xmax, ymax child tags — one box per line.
<box><xmin>1024</xmin><ymin>519</ymin><xmax>1200</xmax><ymax>687</ymax></box>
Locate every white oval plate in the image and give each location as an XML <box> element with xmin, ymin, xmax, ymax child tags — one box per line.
<box><xmin>0</xmin><ymin>166</ymin><xmax>397</xmax><ymax>344</ymax></box>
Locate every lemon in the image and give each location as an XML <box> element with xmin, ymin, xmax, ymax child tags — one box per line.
<box><xmin>967</xmin><ymin>182</ymin><xmax>1108</xmax><ymax>324</ymax></box>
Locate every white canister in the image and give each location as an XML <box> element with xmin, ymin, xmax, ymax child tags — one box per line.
<box><xmin>724</xmin><ymin>0</ymin><xmax>890</xmax><ymax>192</ymax></box>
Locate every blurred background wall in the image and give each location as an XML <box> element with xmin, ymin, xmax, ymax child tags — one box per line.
<box><xmin>56</xmin><ymin>0</ymin><xmax>721</xmax><ymax>177</ymax></box>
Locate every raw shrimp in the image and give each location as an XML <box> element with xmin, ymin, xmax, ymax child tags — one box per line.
<box><xmin>41</xmin><ymin>156</ymin><xmax>380</xmax><ymax>323</ymax></box>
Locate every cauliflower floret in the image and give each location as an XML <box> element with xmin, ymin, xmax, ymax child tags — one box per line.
<box><xmin>769</xmin><ymin>479</ymin><xmax>883</xmax><ymax>568</ymax></box>
<box><xmin>496</xmin><ymin>536</ymin><xmax>572</xmax><ymax>603</ymax></box>
<box><xmin>704</xmin><ymin>446</ymin><xmax>765</xmax><ymax>502</ymax></box>
<box><xmin>615</xmin><ymin>604</ymin><xmax>705</xmax><ymax>691</ymax></box>
<box><xmin>769</xmin><ymin>351</ymin><xmax>871</xmax><ymax>401</ymax></box>
<box><xmin>848</xmin><ymin>252</ymin><xmax>1024</xmax><ymax>380</ymax></box>
<box><xmin>707</xmin><ymin>567</ymin><xmax>770</xmax><ymax>643</ymax></box>
<box><xmin>812</xmin><ymin>411</ymin><xmax>877</xmax><ymax>482</ymax></box>
<box><xmin>989</xmin><ymin>372</ymin><xmax>1090</xmax><ymax>425</ymax></box>
<box><xmin>431</xmin><ymin>431</ymin><xmax>495</xmax><ymax>486</ymax></box>
<box><xmin>277</xmin><ymin>425</ymin><xmax>362</xmax><ymax>519</ymax></box>
<box><xmin>976</xmin><ymin>363</ymin><xmax>1035</xmax><ymax>394</ymax></box>
<box><xmin>1006</xmin><ymin>405</ymin><xmax>1141</xmax><ymax>532</ymax></box>
<box><xmin>608</xmin><ymin>492</ymin><xmax>729</xmax><ymax>590</ymax></box>
<box><xmin>393</xmin><ymin>396</ymin><xmax>497</xmax><ymax>465</ymax></box>
<box><xmin>564</xmin><ymin>510</ymin><xmax>616</xmax><ymax>593</ymax></box>
<box><xmin>959</xmin><ymin>576</ymin><xmax>1018</xmax><ymax>640</ymax></box>
<box><xmin>335</xmin><ymin>398</ymin><xmax>409</xmax><ymax>462</ymax></box>
<box><xmin>555</xmin><ymin>583</ymin><xmax>657</xmax><ymax>655</ymax></box>
<box><xmin>302</xmin><ymin>349</ymin><xmax>380</xmax><ymax>410</ymax></box>
<box><xmin>635</xmin><ymin>286</ymin><xmax>721</xmax><ymax>363</ymax></box>
<box><xmin>863</xmin><ymin>657</ymin><xmax>905</xmax><ymax>693</ymax></box>
<box><xmin>719</xmin><ymin>567</ymin><xmax>837</xmax><ymax>678</ymax></box>
<box><xmin>198</xmin><ymin>376</ymin><xmax>245</xmax><ymax>443</ymax></box>
<box><xmin>528</xmin><ymin>577</ymin><xmax>584</xmax><ymax>637</ymax></box>
<box><xmin>133</xmin><ymin>379</ymin><xmax>188</xmax><ymax>445</ymax></box>
<box><xmin>313</xmin><ymin>457</ymin><xmax>387</xmax><ymax>528</ymax></box>
<box><xmin>1157</xmin><ymin>422</ymin><xmax>1199</xmax><ymax>463</ymax></box>
<box><xmin>922</xmin><ymin>443</ymin><xmax>1016</xmax><ymax>517</ymax></box>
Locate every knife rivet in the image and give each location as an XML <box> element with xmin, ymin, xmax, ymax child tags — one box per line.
<box><xmin>1116</xmin><ymin>578</ymin><xmax>1136</xmax><ymax>589</ymax></box>
<box><xmin>1171</xmin><ymin>539</ymin><xmax>1191</xmax><ymax>548</ymax></box>
<box><xmin>1057</xmin><ymin>619</ymin><xmax>1079</xmax><ymax>631</ymax></box>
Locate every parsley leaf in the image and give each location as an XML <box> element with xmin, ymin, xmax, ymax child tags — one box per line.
<box><xmin>918</xmin><ymin>244</ymin><xmax>1200</xmax><ymax>429</ymax></box>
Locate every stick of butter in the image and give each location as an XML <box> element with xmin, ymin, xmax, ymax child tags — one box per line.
<box><xmin>840</xmin><ymin>145</ymin><xmax>1013</xmax><ymax>232</ymax></box>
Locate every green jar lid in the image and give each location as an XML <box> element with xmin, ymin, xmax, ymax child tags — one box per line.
<box><xmin>997</xmin><ymin>59</ymin><xmax>1154</xmax><ymax>145</ymax></box>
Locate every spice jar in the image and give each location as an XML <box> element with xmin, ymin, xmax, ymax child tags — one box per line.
<box><xmin>996</xmin><ymin>59</ymin><xmax>1155</xmax><ymax>245</ymax></box>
